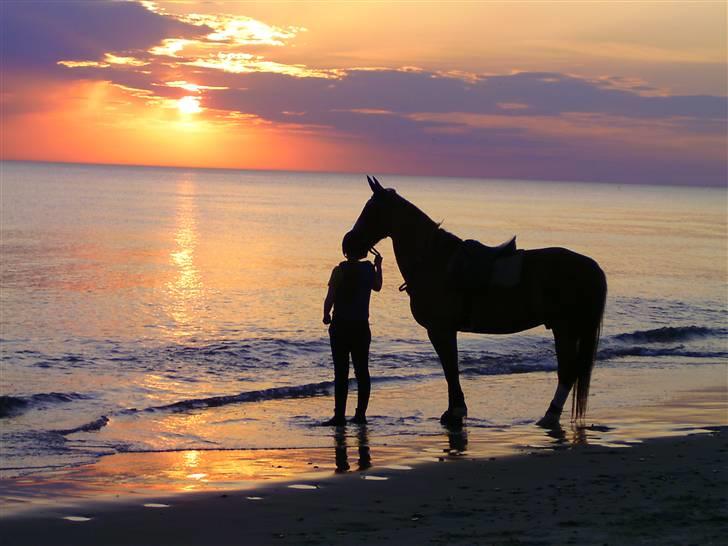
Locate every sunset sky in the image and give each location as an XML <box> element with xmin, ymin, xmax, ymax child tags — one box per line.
<box><xmin>1</xmin><ymin>1</ymin><xmax>726</xmax><ymax>185</ymax></box>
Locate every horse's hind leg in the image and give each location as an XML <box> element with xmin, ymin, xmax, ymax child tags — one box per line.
<box><xmin>537</xmin><ymin>324</ymin><xmax>576</xmax><ymax>429</ymax></box>
<box><xmin>427</xmin><ymin>328</ymin><xmax>467</xmax><ymax>427</ymax></box>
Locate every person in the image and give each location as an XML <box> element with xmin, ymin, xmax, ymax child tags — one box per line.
<box><xmin>321</xmin><ymin>230</ymin><xmax>382</xmax><ymax>426</ymax></box>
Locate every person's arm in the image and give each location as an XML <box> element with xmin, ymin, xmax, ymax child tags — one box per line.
<box><xmin>323</xmin><ymin>284</ymin><xmax>335</xmax><ymax>324</ymax></box>
<box><xmin>323</xmin><ymin>266</ymin><xmax>338</xmax><ymax>324</ymax></box>
<box><xmin>372</xmin><ymin>255</ymin><xmax>383</xmax><ymax>292</ymax></box>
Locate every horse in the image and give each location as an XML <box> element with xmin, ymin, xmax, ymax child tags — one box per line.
<box><xmin>350</xmin><ymin>176</ymin><xmax>607</xmax><ymax>428</ymax></box>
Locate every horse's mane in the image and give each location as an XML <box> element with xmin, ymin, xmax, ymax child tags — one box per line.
<box><xmin>388</xmin><ymin>190</ymin><xmax>462</xmax><ymax>261</ymax></box>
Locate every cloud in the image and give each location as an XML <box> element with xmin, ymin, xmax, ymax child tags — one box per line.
<box><xmin>193</xmin><ymin>69</ymin><xmax>725</xmax><ymax>184</ymax></box>
<box><xmin>1</xmin><ymin>0</ymin><xmax>207</xmax><ymax>71</ymax></box>
<box><xmin>184</xmin><ymin>52</ymin><xmax>341</xmax><ymax>78</ymax></box>
<box><xmin>202</xmin><ymin>69</ymin><xmax>726</xmax><ymax>121</ymax></box>
<box><xmin>173</xmin><ymin>12</ymin><xmax>304</xmax><ymax>47</ymax></box>
<box><xmin>2</xmin><ymin>2</ymin><xmax>725</xmax><ymax>185</ymax></box>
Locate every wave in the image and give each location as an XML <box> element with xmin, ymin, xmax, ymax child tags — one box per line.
<box><xmin>140</xmin><ymin>381</ymin><xmax>336</xmax><ymax>413</ymax></box>
<box><xmin>134</xmin><ymin>374</ymin><xmax>430</xmax><ymax>415</ymax></box>
<box><xmin>461</xmin><ymin>360</ymin><xmax>555</xmax><ymax>377</ymax></box>
<box><xmin>51</xmin><ymin>375</ymin><xmax>434</xmax><ymax>435</ymax></box>
<box><xmin>459</xmin><ymin>350</ymin><xmax>556</xmax><ymax>376</ymax></box>
<box><xmin>0</xmin><ymin>392</ymin><xmax>88</xmax><ymax>418</ymax></box>
<box><xmin>168</xmin><ymin>337</ymin><xmax>330</xmax><ymax>363</ymax></box>
<box><xmin>8</xmin><ymin>324</ymin><xmax>726</xmax><ymax>434</ymax></box>
<box><xmin>10</xmin><ymin>325</ymin><xmax>725</xmax><ymax>374</ymax></box>
<box><xmin>612</xmin><ymin>326</ymin><xmax>727</xmax><ymax>344</ymax></box>
<box><xmin>598</xmin><ymin>346</ymin><xmax>728</xmax><ymax>360</ymax></box>
<box><xmin>61</xmin><ymin>386</ymin><xmax>338</xmax><ymax>436</ymax></box>
<box><xmin>55</xmin><ymin>416</ymin><xmax>109</xmax><ymax>435</ymax></box>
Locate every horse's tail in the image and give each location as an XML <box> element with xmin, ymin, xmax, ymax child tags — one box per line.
<box><xmin>571</xmin><ymin>264</ymin><xmax>607</xmax><ymax>421</ymax></box>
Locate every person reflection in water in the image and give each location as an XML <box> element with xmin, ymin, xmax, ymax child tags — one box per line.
<box><xmin>321</xmin><ymin>231</ymin><xmax>383</xmax><ymax>426</ymax></box>
<box><xmin>334</xmin><ymin>426</ymin><xmax>372</xmax><ymax>473</ymax></box>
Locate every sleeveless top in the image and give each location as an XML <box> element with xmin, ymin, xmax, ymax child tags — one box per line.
<box><xmin>328</xmin><ymin>260</ymin><xmax>376</xmax><ymax>322</ymax></box>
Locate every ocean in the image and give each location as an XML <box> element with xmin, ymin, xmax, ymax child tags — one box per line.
<box><xmin>1</xmin><ymin>161</ymin><xmax>726</xmax><ymax>484</ymax></box>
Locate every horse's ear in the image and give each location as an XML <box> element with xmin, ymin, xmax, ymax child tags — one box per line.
<box><xmin>367</xmin><ymin>175</ymin><xmax>375</xmax><ymax>192</ymax></box>
<box><xmin>367</xmin><ymin>175</ymin><xmax>383</xmax><ymax>194</ymax></box>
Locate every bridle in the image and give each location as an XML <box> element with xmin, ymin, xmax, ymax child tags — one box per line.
<box><xmin>353</xmin><ymin>188</ymin><xmax>450</xmax><ymax>295</ymax></box>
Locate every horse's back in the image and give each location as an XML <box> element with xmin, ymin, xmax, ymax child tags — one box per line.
<box><xmin>466</xmin><ymin>247</ymin><xmax>605</xmax><ymax>334</ymax></box>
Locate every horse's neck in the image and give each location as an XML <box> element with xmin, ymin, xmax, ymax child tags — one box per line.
<box><xmin>392</xmin><ymin>234</ymin><xmax>423</xmax><ymax>281</ymax></box>
<box><xmin>390</xmin><ymin>205</ymin><xmax>459</xmax><ymax>283</ymax></box>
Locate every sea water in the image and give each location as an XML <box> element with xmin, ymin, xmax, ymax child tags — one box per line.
<box><xmin>1</xmin><ymin>161</ymin><xmax>726</xmax><ymax>478</ymax></box>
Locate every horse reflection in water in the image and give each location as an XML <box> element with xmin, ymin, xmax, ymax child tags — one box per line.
<box><xmin>332</xmin><ymin>426</ymin><xmax>468</xmax><ymax>472</ymax></box>
<box><xmin>350</xmin><ymin>177</ymin><xmax>607</xmax><ymax>428</ymax></box>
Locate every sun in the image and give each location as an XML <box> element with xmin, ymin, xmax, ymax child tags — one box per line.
<box><xmin>177</xmin><ymin>96</ymin><xmax>201</xmax><ymax>115</ymax></box>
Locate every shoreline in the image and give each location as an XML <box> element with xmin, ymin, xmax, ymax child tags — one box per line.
<box><xmin>2</xmin><ymin>428</ymin><xmax>726</xmax><ymax>545</ymax></box>
<box><xmin>1</xmin><ymin>381</ymin><xmax>726</xmax><ymax>519</ymax></box>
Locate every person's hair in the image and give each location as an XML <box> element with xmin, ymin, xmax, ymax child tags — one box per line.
<box><xmin>342</xmin><ymin>231</ymin><xmax>367</xmax><ymax>260</ymax></box>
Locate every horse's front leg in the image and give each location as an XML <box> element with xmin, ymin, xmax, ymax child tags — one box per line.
<box><xmin>427</xmin><ymin>328</ymin><xmax>467</xmax><ymax>427</ymax></box>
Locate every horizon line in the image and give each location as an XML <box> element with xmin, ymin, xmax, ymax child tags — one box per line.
<box><xmin>0</xmin><ymin>158</ymin><xmax>724</xmax><ymax>190</ymax></box>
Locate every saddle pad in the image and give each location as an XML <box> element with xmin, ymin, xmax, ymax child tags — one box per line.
<box><xmin>490</xmin><ymin>251</ymin><xmax>524</xmax><ymax>288</ymax></box>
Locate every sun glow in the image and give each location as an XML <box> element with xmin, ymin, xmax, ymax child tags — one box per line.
<box><xmin>177</xmin><ymin>96</ymin><xmax>202</xmax><ymax>114</ymax></box>
<box><xmin>165</xmin><ymin>81</ymin><xmax>228</xmax><ymax>92</ymax></box>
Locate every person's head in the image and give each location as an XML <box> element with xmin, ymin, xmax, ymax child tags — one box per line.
<box><xmin>342</xmin><ymin>230</ymin><xmax>367</xmax><ymax>260</ymax></box>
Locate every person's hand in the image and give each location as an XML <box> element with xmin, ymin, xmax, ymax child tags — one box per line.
<box><xmin>374</xmin><ymin>254</ymin><xmax>383</xmax><ymax>267</ymax></box>
<box><xmin>323</xmin><ymin>313</ymin><xmax>332</xmax><ymax>325</ymax></box>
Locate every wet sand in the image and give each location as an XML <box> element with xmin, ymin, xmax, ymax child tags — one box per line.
<box><xmin>1</xmin><ymin>382</ymin><xmax>726</xmax><ymax>544</ymax></box>
<box><xmin>3</xmin><ymin>378</ymin><xmax>726</xmax><ymax>515</ymax></box>
<box><xmin>2</xmin><ymin>427</ymin><xmax>726</xmax><ymax>545</ymax></box>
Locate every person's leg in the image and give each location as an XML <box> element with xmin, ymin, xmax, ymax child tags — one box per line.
<box><xmin>325</xmin><ymin>322</ymin><xmax>350</xmax><ymax>425</ymax></box>
<box><xmin>350</xmin><ymin>323</ymin><xmax>371</xmax><ymax>423</ymax></box>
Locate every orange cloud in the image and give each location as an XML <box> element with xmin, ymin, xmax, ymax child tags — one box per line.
<box><xmin>1</xmin><ymin>78</ymin><xmax>371</xmax><ymax>173</ymax></box>
<box><xmin>184</xmin><ymin>53</ymin><xmax>341</xmax><ymax>78</ymax></box>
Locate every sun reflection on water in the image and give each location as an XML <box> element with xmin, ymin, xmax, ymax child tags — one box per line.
<box><xmin>165</xmin><ymin>177</ymin><xmax>204</xmax><ymax>337</ymax></box>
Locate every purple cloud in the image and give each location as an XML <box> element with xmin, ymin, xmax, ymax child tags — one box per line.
<box><xmin>194</xmin><ymin>69</ymin><xmax>725</xmax><ymax>184</ymax></box>
<box><xmin>1</xmin><ymin>1</ymin><xmax>207</xmax><ymax>71</ymax></box>
<box><xmin>204</xmin><ymin>69</ymin><xmax>726</xmax><ymax>122</ymax></box>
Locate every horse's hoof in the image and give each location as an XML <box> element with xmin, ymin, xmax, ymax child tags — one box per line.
<box><xmin>440</xmin><ymin>409</ymin><xmax>465</xmax><ymax>429</ymax></box>
<box><xmin>536</xmin><ymin>413</ymin><xmax>561</xmax><ymax>429</ymax></box>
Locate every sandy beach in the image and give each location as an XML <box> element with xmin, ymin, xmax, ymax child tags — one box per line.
<box><xmin>2</xmin><ymin>426</ymin><xmax>725</xmax><ymax>545</ymax></box>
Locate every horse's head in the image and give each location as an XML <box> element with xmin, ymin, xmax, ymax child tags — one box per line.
<box><xmin>349</xmin><ymin>176</ymin><xmax>398</xmax><ymax>250</ymax></box>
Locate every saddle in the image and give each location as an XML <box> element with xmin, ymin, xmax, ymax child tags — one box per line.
<box><xmin>447</xmin><ymin>236</ymin><xmax>518</xmax><ymax>291</ymax></box>
<box><xmin>448</xmin><ymin>236</ymin><xmax>523</xmax><ymax>331</ymax></box>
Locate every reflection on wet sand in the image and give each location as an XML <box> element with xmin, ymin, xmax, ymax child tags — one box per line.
<box><xmin>540</xmin><ymin>423</ymin><xmax>588</xmax><ymax>449</ymax></box>
<box><xmin>446</xmin><ymin>427</ymin><xmax>468</xmax><ymax>455</ymax></box>
<box><xmin>1</xmin><ymin>387</ymin><xmax>724</xmax><ymax>516</ymax></box>
<box><xmin>334</xmin><ymin>426</ymin><xmax>371</xmax><ymax>473</ymax></box>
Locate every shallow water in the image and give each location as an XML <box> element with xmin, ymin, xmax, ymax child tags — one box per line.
<box><xmin>1</xmin><ymin>371</ymin><xmax>724</xmax><ymax>515</ymax></box>
<box><xmin>1</xmin><ymin>161</ymin><xmax>726</xmax><ymax>482</ymax></box>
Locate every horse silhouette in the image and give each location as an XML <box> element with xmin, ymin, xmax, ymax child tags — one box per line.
<box><xmin>351</xmin><ymin>176</ymin><xmax>607</xmax><ymax>428</ymax></box>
